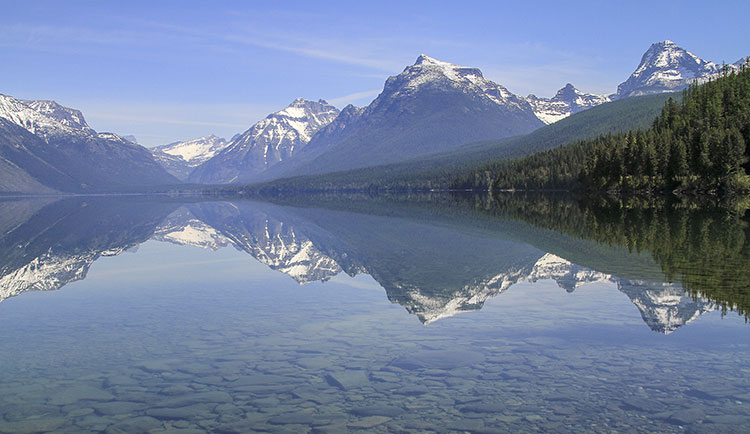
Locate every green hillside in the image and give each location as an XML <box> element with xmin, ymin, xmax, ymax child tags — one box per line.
<box><xmin>466</xmin><ymin>63</ymin><xmax>750</xmax><ymax>194</ymax></box>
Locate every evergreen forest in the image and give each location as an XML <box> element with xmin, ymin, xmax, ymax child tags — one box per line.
<box><xmin>455</xmin><ymin>61</ymin><xmax>750</xmax><ymax>194</ymax></box>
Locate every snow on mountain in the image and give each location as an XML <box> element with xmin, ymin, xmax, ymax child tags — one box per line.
<box><xmin>262</xmin><ymin>55</ymin><xmax>544</xmax><ymax>180</ymax></box>
<box><xmin>153</xmin><ymin>135</ymin><xmax>229</xmax><ymax>166</ymax></box>
<box><xmin>526</xmin><ymin>84</ymin><xmax>611</xmax><ymax>124</ymax></box>
<box><xmin>188</xmin><ymin>99</ymin><xmax>340</xmax><ymax>184</ymax></box>
<box><xmin>151</xmin><ymin>135</ymin><xmax>230</xmax><ymax>180</ymax></box>
<box><xmin>378</xmin><ymin>54</ymin><xmax>533</xmax><ymax>111</ymax></box>
<box><xmin>615</xmin><ymin>40</ymin><xmax>737</xmax><ymax>99</ymax></box>
<box><xmin>0</xmin><ymin>93</ymin><xmax>177</xmax><ymax>192</ymax></box>
<box><xmin>0</xmin><ymin>94</ymin><xmax>92</xmax><ymax>139</ymax></box>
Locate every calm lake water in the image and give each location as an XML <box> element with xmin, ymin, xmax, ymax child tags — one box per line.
<box><xmin>0</xmin><ymin>195</ymin><xmax>748</xmax><ymax>433</ymax></box>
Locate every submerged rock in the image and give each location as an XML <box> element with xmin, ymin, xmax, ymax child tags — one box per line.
<box><xmin>390</xmin><ymin>350</ymin><xmax>484</xmax><ymax>370</ymax></box>
<box><xmin>347</xmin><ymin>416</ymin><xmax>391</xmax><ymax>429</ymax></box>
<box><xmin>324</xmin><ymin>371</ymin><xmax>370</xmax><ymax>390</ymax></box>
<box><xmin>0</xmin><ymin>417</ymin><xmax>67</xmax><ymax>434</ymax></box>
<box><xmin>48</xmin><ymin>385</ymin><xmax>115</xmax><ymax>405</ymax></box>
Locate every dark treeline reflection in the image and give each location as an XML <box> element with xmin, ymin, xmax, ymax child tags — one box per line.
<box><xmin>461</xmin><ymin>192</ymin><xmax>750</xmax><ymax>319</ymax></box>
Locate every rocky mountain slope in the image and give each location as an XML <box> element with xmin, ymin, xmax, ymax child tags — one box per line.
<box><xmin>614</xmin><ymin>40</ymin><xmax>739</xmax><ymax>98</ymax></box>
<box><xmin>260</xmin><ymin>55</ymin><xmax>544</xmax><ymax>181</ymax></box>
<box><xmin>0</xmin><ymin>94</ymin><xmax>176</xmax><ymax>193</ymax></box>
<box><xmin>188</xmin><ymin>99</ymin><xmax>339</xmax><ymax>184</ymax></box>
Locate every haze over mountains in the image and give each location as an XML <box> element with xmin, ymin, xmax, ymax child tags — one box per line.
<box><xmin>0</xmin><ymin>40</ymin><xmax>744</xmax><ymax>193</ymax></box>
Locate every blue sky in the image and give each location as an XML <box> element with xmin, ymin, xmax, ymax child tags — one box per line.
<box><xmin>2</xmin><ymin>0</ymin><xmax>748</xmax><ymax>146</ymax></box>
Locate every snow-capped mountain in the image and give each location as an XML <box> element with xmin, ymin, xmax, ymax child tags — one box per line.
<box><xmin>258</xmin><ymin>55</ymin><xmax>544</xmax><ymax>181</ymax></box>
<box><xmin>188</xmin><ymin>99</ymin><xmax>339</xmax><ymax>184</ymax></box>
<box><xmin>151</xmin><ymin>135</ymin><xmax>230</xmax><ymax>180</ymax></box>
<box><xmin>379</xmin><ymin>54</ymin><xmax>533</xmax><ymax>110</ymax></box>
<box><xmin>0</xmin><ymin>93</ymin><xmax>176</xmax><ymax>193</ymax></box>
<box><xmin>526</xmin><ymin>84</ymin><xmax>611</xmax><ymax>124</ymax></box>
<box><xmin>614</xmin><ymin>40</ymin><xmax>737</xmax><ymax>99</ymax></box>
<box><xmin>0</xmin><ymin>94</ymin><xmax>93</xmax><ymax>139</ymax></box>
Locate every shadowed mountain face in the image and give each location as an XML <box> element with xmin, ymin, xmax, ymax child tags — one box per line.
<box><xmin>0</xmin><ymin>94</ymin><xmax>177</xmax><ymax>193</ymax></box>
<box><xmin>260</xmin><ymin>56</ymin><xmax>544</xmax><ymax>181</ymax></box>
<box><xmin>0</xmin><ymin>195</ymin><xmax>739</xmax><ymax>334</ymax></box>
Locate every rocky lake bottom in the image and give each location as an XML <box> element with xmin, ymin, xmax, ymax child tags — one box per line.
<box><xmin>0</xmin><ymin>198</ymin><xmax>748</xmax><ymax>433</ymax></box>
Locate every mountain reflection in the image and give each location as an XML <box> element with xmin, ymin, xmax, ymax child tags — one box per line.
<box><xmin>0</xmin><ymin>194</ymin><xmax>744</xmax><ymax>333</ymax></box>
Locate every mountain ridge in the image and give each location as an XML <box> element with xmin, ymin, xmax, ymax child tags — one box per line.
<box><xmin>188</xmin><ymin>99</ymin><xmax>340</xmax><ymax>184</ymax></box>
<box><xmin>0</xmin><ymin>94</ymin><xmax>177</xmax><ymax>193</ymax></box>
<box><xmin>257</xmin><ymin>55</ymin><xmax>544</xmax><ymax>182</ymax></box>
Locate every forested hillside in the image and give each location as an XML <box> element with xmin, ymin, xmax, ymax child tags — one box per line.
<box><xmin>456</xmin><ymin>61</ymin><xmax>750</xmax><ymax>194</ymax></box>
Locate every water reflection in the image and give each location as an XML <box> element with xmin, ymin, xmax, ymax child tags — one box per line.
<box><xmin>0</xmin><ymin>194</ymin><xmax>742</xmax><ymax>334</ymax></box>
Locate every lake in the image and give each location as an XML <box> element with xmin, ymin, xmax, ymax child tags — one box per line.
<box><xmin>0</xmin><ymin>194</ymin><xmax>748</xmax><ymax>433</ymax></box>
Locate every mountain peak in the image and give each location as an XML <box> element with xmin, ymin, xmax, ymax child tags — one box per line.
<box><xmin>654</xmin><ymin>39</ymin><xmax>676</xmax><ymax>47</ymax></box>
<box><xmin>383</xmin><ymin>55</ymin><xmax>506</xmax><ymax>101</ymax></box>
<box><xmin>188</xmin><ymin>98</ymin><xmax>340</xmax><ymax>183</ymax></box>
<box><xmin>277</xmin><ymin>98</ymin><xmax>338</xmax><ymax>119</ymax></box>
<box><xmin>414</xmin><ymin>54</ymin><xmax>442</xmax><ymax>65</ymax></box>
<box><xmin>525</xmin><ymin>83</ymin><xmax>610</xmax><ymax>125</ymax></box>
<box><xmin>554</xmin><ymin>83</ymin><xmax>579</xmax><ymax>98</ymax></box>
<box><xmin>615</xmin><ymin>40</ymin><xmax>728</xmax><ymax>98</ymax></box>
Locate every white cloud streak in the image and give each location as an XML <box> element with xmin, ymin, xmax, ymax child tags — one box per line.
<box><xmin>328</xmin><ymin>89</ymin><xmax>381</xmax><ymax>106</ymax></box>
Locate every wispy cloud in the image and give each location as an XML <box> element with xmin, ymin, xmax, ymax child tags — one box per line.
<box><xmin>89</xmin><ymin>113</ymin><xmax>248</xmax><ymax>129</ymax></box>
<box><xmin>133</xmin><ymin>20</ymin><xmax>406</xmax><ymax>73</ymax></box>
<box><xmin>328</xmin><ymin>89</ymin><xmax>381</xmax><ymax>106</ymax></box>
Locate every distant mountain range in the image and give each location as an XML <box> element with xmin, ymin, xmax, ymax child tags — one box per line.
<box><xmin>0</xmin><ymin>40</ymin><xmax>743</xmax><ymax>193</ymax></box>
<box><xmin>525</xmin><ymin>84</ymin><xmax>611</xmax><ymax>124</ymax></box>
<box><xmin>161</xmin><ymin>40</ymin><xmax>743</xmax><ymax>185</ymax></box>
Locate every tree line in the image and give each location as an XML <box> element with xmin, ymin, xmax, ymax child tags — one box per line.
<box><xmin>454</xmin><ymin>60</ymin><xmax>750</xmax><ymax>194</ymax></box>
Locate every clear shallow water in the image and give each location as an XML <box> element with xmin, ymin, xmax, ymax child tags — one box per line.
<box><xmin>0</xmin><ymin>196</ymin><xmax>748</xmax><ymax>433</ymax></box>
